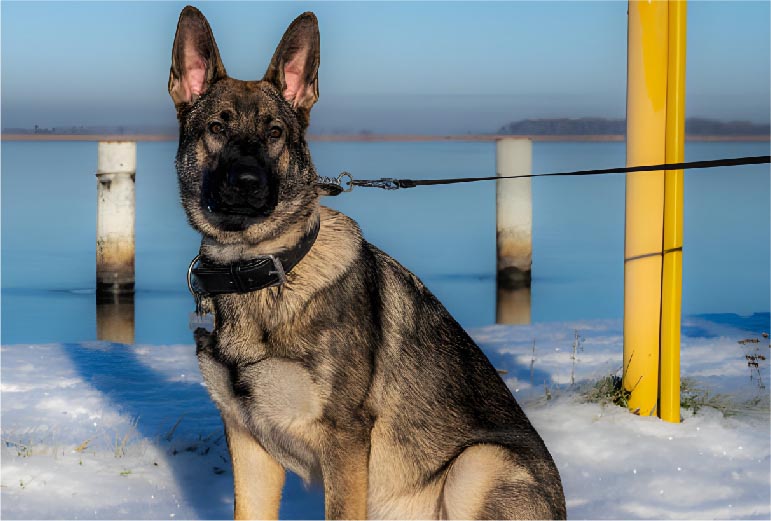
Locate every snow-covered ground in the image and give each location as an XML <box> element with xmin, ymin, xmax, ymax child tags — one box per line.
<box><xmin>2</xmin><ymin>315</ymin><xmax>769</xmax><ymax>519</ymax></box>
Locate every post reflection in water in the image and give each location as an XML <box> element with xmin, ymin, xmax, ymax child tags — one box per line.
<box><xmin>496</xmin><ymin>285</ymin><xmax>531</xmax><ymax>325</ymax></box>
<box><xmin>96</xmin><ymin>292</ymin><xmax>135</xmax><ymax>344</ymax></box>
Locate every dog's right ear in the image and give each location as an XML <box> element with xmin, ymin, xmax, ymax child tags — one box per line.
<box><xmin>169</xmin><ymin>6</ymin><xmax>227</xmax><ymax>106</ymax></box>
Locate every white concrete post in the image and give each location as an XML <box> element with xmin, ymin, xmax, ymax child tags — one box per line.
<box><xmin>496</xmin><ymin>138</ymin><xmax>532</xmax><ymax>324</ymax></box>
<box><xmin>96</xmin><ymin>141</ymin><xmax>136</xmax><ymax>295</ymax></box>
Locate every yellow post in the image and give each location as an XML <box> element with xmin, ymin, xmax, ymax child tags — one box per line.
<box><xmin>624</xmin><ymin>0</ymin><xmax>668</xmax><ymax>417</ymax></box>
<box><xmin>623</xmin><ymin>0</ymin><xmax>686</xmax><ymax>421</ymax></box>
<box><xmin>659</xmin><ymin>0</ymin><xmax>687</xmax><ymax>423</ymax></box>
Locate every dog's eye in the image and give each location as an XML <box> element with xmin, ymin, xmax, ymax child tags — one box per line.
<box><xmin>208</xmin><ymin>122</ymin><xmax>224</xmax><ymax>134</ymax></box>
<box><xmin>269</xmin><ymin>126</ymin><xmax>283</xmax><ymax>139</ymax></box>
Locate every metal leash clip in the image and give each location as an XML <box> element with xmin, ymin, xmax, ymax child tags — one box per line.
<box><xmin>316</xmin><ymin>172</ymin><xmax>354</xmax><ymax>195</ymax></box>
<box><xmin>336</xmin><ymin>172</ymin><xmax>354</xmax><ymax>192</ymax></box>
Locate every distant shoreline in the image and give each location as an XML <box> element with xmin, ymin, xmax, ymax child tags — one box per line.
<box><xmin>1</xmin><ymin>133</ymin><xmax>769</xmax><ymax>143</ymax></box>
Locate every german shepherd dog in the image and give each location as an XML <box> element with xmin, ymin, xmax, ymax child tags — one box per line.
<box><xmin>169</xmin><ymin>6</ymin><xmax>566</xmax><ymax>519</ymax></box>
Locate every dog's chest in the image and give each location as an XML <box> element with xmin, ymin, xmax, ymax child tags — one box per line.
<box><xmin>209</xmin><ymin>330</ymin><xmax>330</xmax><ymax>482</ymax></box>
<box><xmin>232</xmin><ymin>356</ymin><xmax>326</xmax><ymax>427</ymax></box>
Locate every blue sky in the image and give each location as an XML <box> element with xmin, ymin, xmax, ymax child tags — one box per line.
<box><xmin>2</xmin><ymin>1</ymin><xmax>769</xmax><ymax>134</ymax></box>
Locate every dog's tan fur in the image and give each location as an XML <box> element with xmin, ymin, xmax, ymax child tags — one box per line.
<box><xmin>171</xmin><ymin>6</ymin><xmax>566</xmax><ymax>519</ymax></box>
<box><xmin>227</xmin><ymin>423</ymin><xmax>285</xmax><ymax>520</ymax></box>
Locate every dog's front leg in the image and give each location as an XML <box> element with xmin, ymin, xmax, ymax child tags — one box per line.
<box><xmin>225</xmin><ymin>420</ymin><xmax>286</xmax><ymax>520</ymax></box>
<box><xmin>321</xmin><ymin>438</ymin><xmax>369</xmax><ymax>520</ymax></box>
<box><xmin>195</xmin><ymin>329</ymin><xmax>286</xmax><ymax>520</ymax></box>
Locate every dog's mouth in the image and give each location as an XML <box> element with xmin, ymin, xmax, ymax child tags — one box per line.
<box><xmin>202</xmin><ymin>157</ymin><xmax>279</xmax><ymax>227</ymax></box>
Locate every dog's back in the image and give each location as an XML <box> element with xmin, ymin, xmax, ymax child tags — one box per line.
<box><xmin>359</xmin><ymin>234</ymin><xmax>566</xmax><ymax>519</ymax></box>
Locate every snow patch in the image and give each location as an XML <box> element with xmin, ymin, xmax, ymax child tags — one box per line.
<box><xmin>2</xmin><ymin>317</ymin><xmax>768</xmax><ymax>519</ymax></box>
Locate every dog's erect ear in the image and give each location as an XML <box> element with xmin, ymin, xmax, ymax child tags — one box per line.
<box><xmin>263</xmin><ymin>12</ymin><xmax>320</xmax><ymax>123</ymax></box>
<box><xmin>169</xmin><ymin>6</ymin><xmax>227</xmax><ymax>106</ymax></box>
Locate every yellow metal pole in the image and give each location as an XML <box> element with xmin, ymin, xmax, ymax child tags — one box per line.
<box><xmin>624</xmin><ymin>0</ymin><xmax>686</xmax><ymax>421</ymax></box>
<box><xmin>624</xmin><ymin>0</ymin><xmax>669</xmax><ymax>417</ymax></box>
<box><xmin>659</xmin><ymin>0</ymin><xmax>687</xmax><ymax>423</ymax></box>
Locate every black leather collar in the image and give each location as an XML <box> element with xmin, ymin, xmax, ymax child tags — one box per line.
<box><xmin>189</xmin><ymin>219</ymin><xmax>320</xmax><ymax>295</ymax></box>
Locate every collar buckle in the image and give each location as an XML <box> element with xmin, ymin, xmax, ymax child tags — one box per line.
<box><xmin>234</xmin><ymin>254</ymin><xmax>286</xmax><ymax>290</ymax></box>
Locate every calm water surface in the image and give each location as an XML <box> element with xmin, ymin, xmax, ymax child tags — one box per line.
<box><xmin>2</xmin><ymin>140</ymin><xmax>769</xmax><ymax>343</ymax></box>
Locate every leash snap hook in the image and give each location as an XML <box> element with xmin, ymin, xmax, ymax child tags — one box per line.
<box><xmin>337</xmin><ymin>172</ymin><xmax>354</xmax><ymax>192</ymax></box>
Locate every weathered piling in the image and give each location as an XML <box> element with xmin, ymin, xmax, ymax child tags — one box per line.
<box><xmin>495</xmin><ymin>138</ymin><xmax>532</xmax><ymax>324</ymax></box>
<box><xmin>96</xmin><ymin>142</ymin><xmax>136</xmax><ymax>295</ymax></box>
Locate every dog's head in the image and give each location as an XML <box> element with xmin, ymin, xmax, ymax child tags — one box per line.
<box><xmin>169</xmin><ymin>6</ymin><xmax>320</xmax><ymax>244</ymax></box>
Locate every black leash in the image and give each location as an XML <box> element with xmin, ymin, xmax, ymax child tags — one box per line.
<box><xmin>321</xmin><ymin>155</ymin><xmax>770</xmax><ymax>193</ymax></box>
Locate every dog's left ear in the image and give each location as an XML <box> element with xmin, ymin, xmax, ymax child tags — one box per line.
<box><xmin>263</xmin><ymin>12</ymin><xmax>320</xmax><ymax>126</ymax></box>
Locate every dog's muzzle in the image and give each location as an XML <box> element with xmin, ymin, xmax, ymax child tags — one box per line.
<box><xmin>203</xmin><ymin>156</ymin><xmax>278</xmax><ymax>218</ymax></box>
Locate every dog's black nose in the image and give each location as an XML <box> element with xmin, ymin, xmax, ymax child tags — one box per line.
<box><xmin>202</xmin><ymin>154</ymin><xmax>278</xmax><ymax>219</ymax></box>
<box><xmin>229</xmin><ymin>170</ymin><xmax>267</xmax><ymax>193</ymax></box>
<box><xmin>227</xmin><ymin>158</ymin><xmax>268</xmax><ymax>190</ymax></box>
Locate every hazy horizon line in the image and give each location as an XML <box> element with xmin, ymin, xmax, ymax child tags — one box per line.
<box><xmin>4</xmin><ymin>115</ymin><xmax>769</xmax><ymax>132</ymax></box>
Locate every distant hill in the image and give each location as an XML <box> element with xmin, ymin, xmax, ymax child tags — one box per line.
<box><xmin>498</xmin><ymin>117</ymin><xmax>770</xmax><ymax>136</ymax></box>
<box><xmin>1</xmin><ymin>125</ymin><xmax>177</xmax><ymax>135</ymax></box>
<box><xmin>683</xmin><ymin>118</ymin><xmax>770</xmax><ymax>136</ymax></box>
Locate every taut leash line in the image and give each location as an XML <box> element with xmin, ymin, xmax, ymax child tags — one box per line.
<box><xmin>318</xmin><ymin>155</ymin><xmax>770</xmax><ymax>193</ymax></box>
